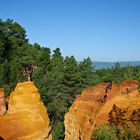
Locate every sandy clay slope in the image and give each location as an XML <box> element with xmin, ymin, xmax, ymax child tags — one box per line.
<box><xmin>64</xmin><ymin>80</ymin><xmax>140</xmax><ymax>140</ymax></box>
<box><xmin>0</xmin><ymin>81</ymin><xmax>52</xmax><ymax>140</ymax></box>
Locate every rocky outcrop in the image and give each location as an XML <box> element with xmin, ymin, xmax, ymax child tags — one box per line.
<box><xmin>64</xmin><ymin>80</ymin><xmax>139</xmax><ymax>140</ymax></box>
<box><xmin>0</xmin><ymin>81</ymin><xmax>52</xmax><ymax>140</ymax></box>
<box><xmin>0</xmin><ymin>88</ymin><xmax>6</xmax><ymax>115</ymax></box>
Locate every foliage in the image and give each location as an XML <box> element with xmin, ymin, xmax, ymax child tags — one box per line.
<box><xmin>92</xmin><ymin>105</ymin><xmax>140</xmax><ymax>140</ymax></box>
<box><xmin>92</xmin><ymin>123</ymin><xmax>118</xmax><ymax>140</ymax></box>
<box><xmin>52</xmin><ymin>122</ymin><xmax>65</xmax><ymax>140</ymax></box>
<box><xmin>109</xmin><ymin>105</ymin><xmax>140</xmax><ymax>140</ymax></box>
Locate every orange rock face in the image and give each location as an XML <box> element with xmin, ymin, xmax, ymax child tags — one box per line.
<box><xmin>64</xmin><ymin>80</ymin><xmax>139</xmax><ymax>140</ymax></box>
<box><xmin>0</xmin><ymin>88</ymin><xmax>6</xmax><ymax>115</ymax></box>
<box><xmin>0</xmin><ymin>82</ymin><xmax>52</xmax><ymax>140</ymax></box>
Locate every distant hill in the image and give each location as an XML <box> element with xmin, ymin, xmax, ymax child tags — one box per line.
<box><xmin>94</xmin><ymin>61</ymin><xmax>140</xmax><ymax>69</ymax></box>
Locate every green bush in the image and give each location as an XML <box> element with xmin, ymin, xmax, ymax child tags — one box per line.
<box><xmin>52</xmin><ymin>122</ymin><xmax>65</xmax><ymax>140</ymax></box>
<box><xmin>92</xmin><ymin>123</ymin><xmax>118</xmax><ymax>140</ymax></box>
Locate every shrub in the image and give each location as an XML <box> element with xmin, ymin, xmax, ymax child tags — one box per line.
<box><xmin>92</xmin><ymin>123</ymin><xmax>118</xmax><ymax>140</ymax></box>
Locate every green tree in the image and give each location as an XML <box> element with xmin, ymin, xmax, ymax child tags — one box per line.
<box><xmin>63</xmin><ymin>56</ymin><xmax>80</xmax><ymax>102</ymax></box>
<box><xmin>79</xmin><ymin>57</ymin><xmax>95</xmax><ymax>87</ymax></box>
<box><xmin>112</xmin><ymin>62</ymin><xmax>123</xmax><ymax>83</ymax></box>
<box><xmin>0</xmin><ymin>19</ymin><xmax>27</xmax><ymax>62</ymax></box>
<box><xmin>123</xmin><ymin>65</ymin><xmax>133</xmax><ymax>80</ymax></box>
<box><xmin>0</xmin><ymin>19</ymin><xmax>29</xmax><ymax>95</ymax></box>
<box><xmin>95</xmin><ymin>68</ymin><xmax>113</xmax><ymax>83</ymax></box>
<box><xmin>44</xmin><ymin>48</ymin><xmax>66</xmax><ymax>140</ymax></box>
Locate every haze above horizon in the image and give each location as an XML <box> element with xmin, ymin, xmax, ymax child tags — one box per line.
<box><xmin>0</xmin><ymin>0</ymin><xmax>140</xmax><ymax>61</ymax></box>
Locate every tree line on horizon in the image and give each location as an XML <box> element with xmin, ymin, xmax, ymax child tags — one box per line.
<box><xmin>0</xmin><ymin>19</ymin><xmax>140</xmax><ymax>139</ymax></box>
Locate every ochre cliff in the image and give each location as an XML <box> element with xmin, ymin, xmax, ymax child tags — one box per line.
<box><xmin>0</xmin><ymin>88</ymin><xmax>6</xmax><ymax>115</ymax></box>
<box><xmin>64</xmin><ymin>80</ymin><xmax>139</xmax><ymax>140</ymax></box>
<box><xmin>0</xmin><ymin>81</ymin><xmax>52</xmax><ymax>140</ymax></box>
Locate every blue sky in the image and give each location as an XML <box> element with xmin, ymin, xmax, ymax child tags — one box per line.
<box><xmin>0</xmin><ymin>0</ymin><xmax>140</xmax><ymax>61</ymax></box>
